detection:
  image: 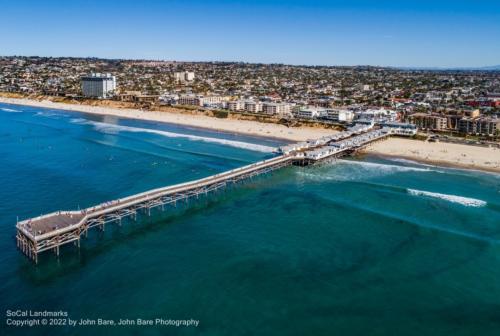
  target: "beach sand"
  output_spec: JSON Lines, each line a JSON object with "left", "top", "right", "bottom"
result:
{"left": 0, "top": 97, "right": 334, "bottom": 142}
{"left": 363, "top": 137, "right": 500, "bottom": 173}
{"left": 2, "top": 97, "right": 499, "bottom": 173}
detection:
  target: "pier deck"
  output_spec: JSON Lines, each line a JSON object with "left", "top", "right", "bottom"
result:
{"left": 16, "top": 154, "right": 295, "bottom": 262}
{"left": 16, "top": 126, "right": 415, "bottom": 263}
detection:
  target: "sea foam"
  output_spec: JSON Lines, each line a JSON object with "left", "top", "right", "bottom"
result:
{"left": 296, "top": 160, "right": 439, "bottom": 183}
{"left": 388, "top": 157, "right": 500, "bottom": 178}
{"left": 407, "top": 188, "right": 487, "bottom": 207}
{"left": 70, "top": 118, "right": 276, "bottom": 153}
{"left": 387, "top": 158, "right": 440, "bottom": 169}
{"left": 338, "top": 160, "right": 435, "bottom": 173}
{"left": 35, "top": 111, "right": 64, "bottom": 118}
{"left": 0, "top": 107, "right": 20, "bottom": 113}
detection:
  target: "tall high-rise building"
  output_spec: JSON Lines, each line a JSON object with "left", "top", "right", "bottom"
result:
{"left": 81, "top": 73, "right": 116, "bottom": 98}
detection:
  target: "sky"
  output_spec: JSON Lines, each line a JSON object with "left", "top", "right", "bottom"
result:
{"left": 1, "top": 0, "right": 499, "bottom": 67}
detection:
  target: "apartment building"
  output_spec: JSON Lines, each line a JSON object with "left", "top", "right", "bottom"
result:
{"left": 227, "top": 100, "right": 245, "bottom": 111}
{"left": 174, "top": 71, "right": 195, "bottom": 83}
{"left": 198, "top": 95, "right": 225, "bottom": 107}
{"left": 459, "top": 117, "right": 500, "bottom": 136}
{"left": 176, "top": 94, "right": 225, "bottom": 108}
{"left": 177, "top": 94, "right": 199, "bottom": 106}
{"left": 440, "top": 109, "right": 478, "bottom": 130}
{"left": 81, "top": 73, "right": 116, "bottom": 98}
{"left": 261, "top": 102, "right": 292, "bottom": 116}
{"left": 447, "top": 115, "right": 462, "bottom": 131}
{"left": 244, "top": 100, "right": 263, "bottom": 113}
{"left": 356, "top": 108, "right": 397, "bottom": 122}
{"left": 295, "top": 107, "right": 326, "bottom": 119}
{"left": 410, "top": 113, "right": 448, "bottom": 131}
{"left": 324, "top": 108, "right": 354, "bottom": 122}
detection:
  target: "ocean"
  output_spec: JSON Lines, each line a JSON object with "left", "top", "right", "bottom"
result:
{"left": 1, "top": 103, "right": 500, "bottom": 336}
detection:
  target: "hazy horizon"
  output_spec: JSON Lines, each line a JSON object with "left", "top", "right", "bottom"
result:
{"left": 2, "top": 54, "right": 499, "bottom": 70}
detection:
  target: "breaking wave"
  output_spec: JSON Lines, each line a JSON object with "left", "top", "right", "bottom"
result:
{"left": 35, "top": 111, "right": 65, "bottom": 118}
{"left": 387, "top": 158, "right": 440, "bottom": 169}
{"left": 388, "top": 157, "right": 500, "bottom": 178}
{"left": 70, "top": 118, "right": 275, "bottom": 153}
{"left": 315, "top": 191, "right": 498, "bottom": 244}
{"left": 339, "top": 160, "right": 436, "bottom": 173}
{"left": 298, "top": 159, "right": 442, "bottom": 182}
{"left": 407, "top": 189, "right": 487, "bottom": 207}
{"left": 0, "top": 107, "right": 20, "bottom": 113}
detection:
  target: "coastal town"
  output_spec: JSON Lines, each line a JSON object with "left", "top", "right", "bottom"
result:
{"left": 1, "top": 56, "right": 499, "bottom": 139}
{"left": 2, "top": 1, "right": 500, "bottom": 335}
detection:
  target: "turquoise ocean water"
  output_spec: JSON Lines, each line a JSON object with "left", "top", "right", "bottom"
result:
{"left": 1, "top": 103, "right": 500, "bottom": 336}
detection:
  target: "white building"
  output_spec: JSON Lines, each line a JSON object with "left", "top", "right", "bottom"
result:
{"left": 198, "top": 95, "right": 225, "bottom": 108}
{"left": 356, "top": 108, "right": 397, "bottom": 122}
{"left": 358, "top": 84, "right": 373, "bottom": 91}
{"left": 295, "top": 107, "right": 326, "bottom": 119}
{"left": 324, "top": 108, "right": 354, "bottom": 122}
{"left": 227, "top": 100, "right": 245, "bottom": 111}
{"left": 81, "top": 73, "right": 116, "bottom": 98}
{"left": 159, "top": 93, "right": 179, "bottom": 104}
{"left": 177, "top": 94, "right": 225, "bottom": 108}
{"left": 261, "top": 102, "right": 292, "bottom": 116}
{"left": 244, "top": 100, "right": 263, "bottom": 113}
{"left": 174, "top": 71, "right": 195, "bottom": 83}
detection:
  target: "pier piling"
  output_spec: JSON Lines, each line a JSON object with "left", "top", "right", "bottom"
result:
{"left": 16, "top": 128, "right": 410, "bottom": 263}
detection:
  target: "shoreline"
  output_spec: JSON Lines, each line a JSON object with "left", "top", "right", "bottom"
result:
{"left": 1, "top": 97, "right": 499, "bottom": 174}
{"left": 1, "top": 100, "right": 292, "bottom": 144}
{"left": 365, "top": 153, "right": 500, "bottom": 175}
{"left": 0, "top": 97, "right": 334, "bottom": 142}
{"left": 361, "top": 137, "right": 500, "bottom": 174}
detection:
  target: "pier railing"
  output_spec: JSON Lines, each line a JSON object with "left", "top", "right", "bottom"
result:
{"left": 16, "top": 126, "right": 407, "bottom": 263}
{"left": 16, "top": 154, "right": 294, "bottom": 262}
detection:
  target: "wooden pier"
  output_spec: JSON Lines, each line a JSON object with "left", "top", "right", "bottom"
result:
{"left": 16, "top": 125, "right": 416, "bottom": 263}
{"left": 16, "top": 155, "right": 295, "bottom": 263}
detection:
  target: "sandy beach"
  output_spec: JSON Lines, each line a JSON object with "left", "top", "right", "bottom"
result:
{"left": 0, "top": 97, "right": 334, "bottom": 142}
{"left": 363, "top": 137, "right": 500, "bottom": 173}
{"left": 1, "top": 96, "right": 499, "bottom": 173}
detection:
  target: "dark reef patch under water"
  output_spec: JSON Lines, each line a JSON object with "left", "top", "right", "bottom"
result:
{"left": 1, "top": 103, "right": 500, "bottom": 336}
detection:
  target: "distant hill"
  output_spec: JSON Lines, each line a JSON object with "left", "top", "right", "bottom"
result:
{"left": 397, "top": 65, "right": 500, "bottom": 71}
{"left": 478, "top": 65, "right": 500, "bottom": 70}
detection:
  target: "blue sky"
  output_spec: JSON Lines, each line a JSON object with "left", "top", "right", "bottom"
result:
{"left": 1, "top": 0, "right": 499, "bottom": 67}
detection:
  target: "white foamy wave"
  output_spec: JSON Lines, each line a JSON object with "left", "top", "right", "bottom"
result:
{"left": 70, "top": 119, "right": 275, "bottom": 153}
{"left": 389, "top": 157, "right": 500, "bottom": 178}
{"left": 338, "top": 160, "right": 438, "bottom": 173}
{"left": 296, "top": 160, "right": 438, "bottom": 182}
{"left": 407, "top": 189, "right": 487, "bottom": 207}
{"left": 35, "top": 111, "right": 63, "bottom": 118}
{"left": 388, "top": 158, "right": 440, "bottom": 169}
{"left": 71, "top": 118, "right": 87, "bottom": 123}
{"left": 0, "top": 107, "right": 20, "bottom": 113}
